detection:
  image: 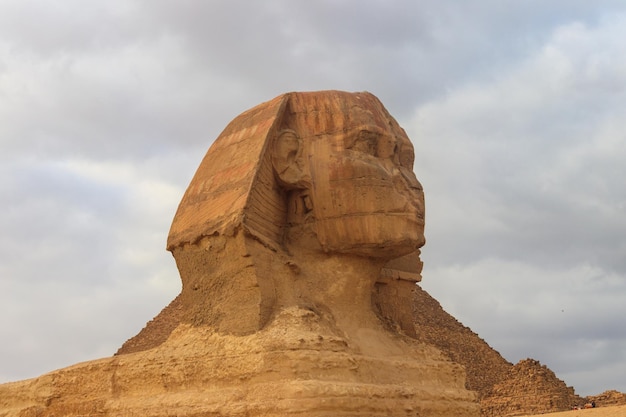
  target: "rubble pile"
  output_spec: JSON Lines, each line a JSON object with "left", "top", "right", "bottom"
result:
{"left": 480, "top": 358, "right": 584, "bottom": 416}
{"left": 586, "top": 390, "right": 626, "bottom": 407}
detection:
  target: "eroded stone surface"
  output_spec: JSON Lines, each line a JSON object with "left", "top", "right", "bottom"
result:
{"left": 0, "top": 91, "right": 479, "bottom": 417}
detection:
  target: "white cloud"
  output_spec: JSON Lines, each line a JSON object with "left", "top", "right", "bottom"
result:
{"left": 0, "top": 157, "right": 181, "bottom": 381}
{"left": 410, "top": 12, "right": 626, "bottom": 266}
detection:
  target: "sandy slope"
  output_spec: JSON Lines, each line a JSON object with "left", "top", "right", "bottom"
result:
{"left": 519, "top": 404, "right": 626, "bottom": 417}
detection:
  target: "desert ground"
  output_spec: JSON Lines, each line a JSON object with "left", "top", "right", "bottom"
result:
{"left": 519, "top": 404, "right": 626, "bottom": 417}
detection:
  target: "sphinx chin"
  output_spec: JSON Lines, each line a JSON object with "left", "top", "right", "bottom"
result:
{"left": 346, "top": 240, "right": 423, "bottom": 259}
{"left": 311, "top": 212, "right": 425, "bottom": 259}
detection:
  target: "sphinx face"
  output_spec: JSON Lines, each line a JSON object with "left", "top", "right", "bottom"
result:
{"left": 289, "top": 121, "right": 425, "bottom": 258}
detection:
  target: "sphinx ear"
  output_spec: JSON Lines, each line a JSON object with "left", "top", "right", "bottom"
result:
{"left": 272, "top": 129, "right": 310, "bottom": 189}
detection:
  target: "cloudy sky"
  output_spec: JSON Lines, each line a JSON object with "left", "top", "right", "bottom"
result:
{"left": 1, "top": 0, "right": 625, "bottom": 397}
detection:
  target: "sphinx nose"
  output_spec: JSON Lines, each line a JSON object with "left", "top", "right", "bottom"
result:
{"left": 389, "top": 164, "right": 422, "bottom": 191}
{"left": 378, "top": 159, "right": 423, "bottom": 193}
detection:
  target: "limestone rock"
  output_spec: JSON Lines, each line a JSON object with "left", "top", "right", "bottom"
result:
{"left": 0, "top": 91, "right": 479, "bottom": 416}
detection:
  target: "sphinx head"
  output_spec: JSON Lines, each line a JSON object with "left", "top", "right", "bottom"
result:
{"left": 167, "top": 90, "right": 424, "bottom": 260}
{"left": 164, "top": 91, "right": 424, "bottom": 334}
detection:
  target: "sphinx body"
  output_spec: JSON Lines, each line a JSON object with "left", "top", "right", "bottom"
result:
{"left": 0, "top": 91, "right": 479, "bottom": 417}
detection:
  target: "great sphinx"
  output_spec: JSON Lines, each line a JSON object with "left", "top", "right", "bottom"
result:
{"left": 0, "top": 91, "right": 479, "bottom": 417}
{"left": 119, "top": 90, "right": 427, "bottom": 348}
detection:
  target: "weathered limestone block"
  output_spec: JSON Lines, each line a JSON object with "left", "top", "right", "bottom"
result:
{"left": 0, "top": 91, "right": 479, "bottom": 417}
{"left": 1, "top": 305, "right": 478, "bottom": 417}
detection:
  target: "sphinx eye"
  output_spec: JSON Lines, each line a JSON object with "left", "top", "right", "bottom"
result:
{"left": 376, "top": 135, "right": 397, "bottom": 159}
{"left": 350, "top": 130, "right": 378, "bottom": 156}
